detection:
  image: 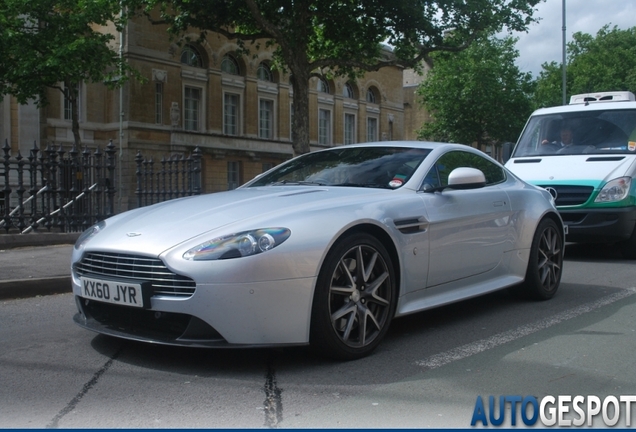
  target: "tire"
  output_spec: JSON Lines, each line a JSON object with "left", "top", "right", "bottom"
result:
{"left": 310, "top": 233, "right": 397, "bottom": 360}
{"left": 619, "top": 225, "right": 636, "bottom": 259}
{"left": 517, "top": 218, "right": 564, "bottom": 300}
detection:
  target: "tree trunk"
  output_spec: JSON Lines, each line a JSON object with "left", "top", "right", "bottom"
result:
{"left": 290, "top": 70, "right": 311, "bottom": 156}
{"left": 64, "top": 79, "right": 82, "bottom": 147}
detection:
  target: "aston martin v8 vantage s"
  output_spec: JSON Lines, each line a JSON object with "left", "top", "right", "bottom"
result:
{"left": 72, "top": 141, "right": 564, "bottom": 360}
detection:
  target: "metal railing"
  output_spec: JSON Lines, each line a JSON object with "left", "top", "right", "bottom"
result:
{"left": 1, "top": 140, "right": 204, "bottom": 234}
{"left": 1, "top": 140, "right": 117, "bottom": 234}
{"left": 134, "top": 146, "right": 202, "bottom": 208}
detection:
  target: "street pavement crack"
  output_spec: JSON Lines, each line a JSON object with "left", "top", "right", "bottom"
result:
{"left": 263, "top": 356, "right": 283, "bottom": 428}
{"left": 46, "top": 346, "right": 123, "bottom": 429}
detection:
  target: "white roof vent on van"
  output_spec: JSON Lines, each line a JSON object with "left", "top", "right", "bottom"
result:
{"left": 569, "top": 91, "right": 636, "bottom": 104}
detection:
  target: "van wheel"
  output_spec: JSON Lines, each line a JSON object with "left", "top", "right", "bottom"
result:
{"left": 514, "top": 218, "right": 563, "bottom": 300}
{"left": 619, "top": 226, "right": 636, "bottom": 259}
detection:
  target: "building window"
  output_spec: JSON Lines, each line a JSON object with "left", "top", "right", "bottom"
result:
{"left": 366, "top": 88, "right": 377, "bottom": 104}
{"left": 228, "top": 161, "right": 241, "bottom": 190}
{"left": 319, "top": 109, "right": 331, "bottom": 145}
{"left": 367, "top": 117, "right": 378, "bottom": 142}
{"left": 63, "top": 82, "right": 80, "bottom": 121}
{"left": 224, "top": 93, "right": 240, "bottom": 135}
{"left": 344, "top": 113, "right": 356, "bottom": 145}
{"left": 181, "top": 45, "right": 203, "bottom": 68}
{"left": 317, "top": 78, "right": 330, "bottom": 94}
{"left": 343, "top": 83, "right": 355, "bottom": 99}
{"left": 155, "top": 82, "right": 163, "bottom": 125}
{"left": 259, "top": 99, "right": 274, "bottom": 139}
{"left": 184, "top": 86, "right": 201, "bottom": 131}
{"left": 221, "top": 55, "right": 240, "bottom": 75}
{"left": 257, "top": 63, "right": 273, "bottom": 82}
{"left": 262, "top": 162, "right": 274, "bottom": 172}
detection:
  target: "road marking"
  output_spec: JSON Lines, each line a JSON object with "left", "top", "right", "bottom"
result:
{"left": 415, "top": 288, "right": 636, "bottom": 369}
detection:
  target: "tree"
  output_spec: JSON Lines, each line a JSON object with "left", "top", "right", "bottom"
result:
{"left": 533, "top": 25, "right": 636, "bottom": 108}
{"left": 416, "top": 36, "right": 534, "bottom": 151}
{"left": 135, "top": 0, "right": 541, "bottom": 155}
{"left": 532, "top": 61, "right": 563, "bottom": 109}
{"left": 0, "top": 0, "right": 139, "bottom": 146}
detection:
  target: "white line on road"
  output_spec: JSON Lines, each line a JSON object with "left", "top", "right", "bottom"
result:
{"left": 415, "top": 288, "right": 636, "bottom": 369}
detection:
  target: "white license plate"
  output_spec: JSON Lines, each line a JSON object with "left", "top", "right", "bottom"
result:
{"left": 80, "top": 277, "right": 144, "bottom": 308}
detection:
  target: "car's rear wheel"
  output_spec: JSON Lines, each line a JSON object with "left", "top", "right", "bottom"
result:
{"left": 310, "top": 233, "right": 396, "bottom": 360}
{"left": 517, "top": 218, "right": 563, "bottom": 300}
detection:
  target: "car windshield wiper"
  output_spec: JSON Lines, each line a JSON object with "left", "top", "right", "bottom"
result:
{"left": 331, "top": 182, "right": 393, "bottom": 189}
{"left": 267, "top": 180, "right": 327, "bottom": 186}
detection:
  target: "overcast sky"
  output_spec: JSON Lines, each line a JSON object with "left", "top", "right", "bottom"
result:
{"left": 512, "top": 0, "right": 636, "bottom": 76}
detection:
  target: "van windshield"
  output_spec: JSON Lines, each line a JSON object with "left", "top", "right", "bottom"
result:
{"left": 512, "top": 108, "right": 636, "bottom": 157}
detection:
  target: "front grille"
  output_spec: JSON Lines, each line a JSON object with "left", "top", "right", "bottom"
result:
{"left": 538, "top": 185, "right": 594, "bottom": 206}
{"left": 74, "top": 252, "right": 196, "bottom": 298}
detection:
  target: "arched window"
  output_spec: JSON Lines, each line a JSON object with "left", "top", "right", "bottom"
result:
{"left": 317, "top": 78, "right": 330, "bottom": 94}
{"left": 221, "top": 54, "right": 240, "bottom": 75}
{"left": 343, "top": 83, "right": 355, "bottom": 99}
{"left": 257, "top": 63, "right": 273, "bottom": 82}
{"left": 366, "top": 87, "right": 377, "bottom": 104}
{"left": 180, "top": 45, "right": 203, "bottom": 68}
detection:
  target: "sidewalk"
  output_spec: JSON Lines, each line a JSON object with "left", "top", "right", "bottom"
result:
{"left": 0, "top": 233, "right": 79, "bottom": 300}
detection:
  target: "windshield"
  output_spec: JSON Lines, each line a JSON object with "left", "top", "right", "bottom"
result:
{"left": 512, "top": 108, "right": 636, "bottom": 157}
{"left": 247, "top": 146, "right": 431, "bottom": 189}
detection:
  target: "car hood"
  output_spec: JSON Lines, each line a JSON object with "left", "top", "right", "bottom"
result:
{"left": 82, "top": 186, "right": 392, "bottom": 254}
{"left": 505, "top": 155, "right": 636, "bottom": 187}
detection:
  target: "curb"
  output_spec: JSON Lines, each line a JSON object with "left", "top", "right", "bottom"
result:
{"left": 0, "top": 276, "right": 72, "bottom": 300}
{"left": 0, "top": 233, "right": 80, "bottom": 249}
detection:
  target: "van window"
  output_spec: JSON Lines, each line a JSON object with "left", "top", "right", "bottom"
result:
{"left": 512, "top": 109, "right": 636, "bottom": 157}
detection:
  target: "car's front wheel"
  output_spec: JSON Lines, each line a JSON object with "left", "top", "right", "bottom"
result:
{"left": 310, "top": 233, "right": 396, "bottom": 360}
{"left": 619, "top": 225, "right": 636, "bottom": 259}
{"left": 517, "top": 218, "right": 564, "bottom": 300}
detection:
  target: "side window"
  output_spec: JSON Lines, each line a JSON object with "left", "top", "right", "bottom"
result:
{"left": 422, "top": 150, "right": 505, "bottom": 190}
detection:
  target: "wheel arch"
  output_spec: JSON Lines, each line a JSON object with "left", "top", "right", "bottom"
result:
{"left": 542, "top": 210, "right": 566, "bottom": 237}
{"left": 334, "top": 223, "right": 402, "bottom": 296}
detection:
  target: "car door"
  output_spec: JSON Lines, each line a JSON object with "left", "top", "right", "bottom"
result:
{"left": 421, "top": 150, "right": 513, "bottom": 288}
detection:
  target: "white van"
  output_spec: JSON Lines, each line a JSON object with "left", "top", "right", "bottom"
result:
{"left": 504, "top": 91, "right": 636, "bottom": 258}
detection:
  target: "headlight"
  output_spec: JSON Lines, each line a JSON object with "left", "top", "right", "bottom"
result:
{"left": 74, "top": 220, "right": 106, "bottom": 250}
{"left": 595, "top": 177, "right": 631, "bottom": 203}
{"left": 183, "top": 228, "right": 291, "bottom": 261}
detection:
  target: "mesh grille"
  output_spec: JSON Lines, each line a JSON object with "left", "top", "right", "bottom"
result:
{"left": 74, "top": 252, "right": 195, "bottom": 298}
{"left": 539, "top": 185, "right": 594, "bottom": 206}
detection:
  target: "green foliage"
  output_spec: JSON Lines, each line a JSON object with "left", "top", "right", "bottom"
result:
{"left": 132, "top": 0, "right": 541, "bottom": 155}
{"left": 532, "top": 61, "right": 563, "bottom": 109}
{"left": 416, "top": 36, "right": 534, "bottom": 148}
{"left": 533, "top": 25, "right": 636, "bottom": 108}
{"left": 0, "top": 0, "right": 139, "bottom": 107}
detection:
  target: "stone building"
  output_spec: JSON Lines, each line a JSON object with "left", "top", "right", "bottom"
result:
{"left": 0, "top": 15, "right": 406, "bottom": 212}
{"left": 402, "top": 65, "right": 432, "bottom": 141}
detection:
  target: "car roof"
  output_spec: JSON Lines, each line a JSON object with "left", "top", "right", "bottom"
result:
{"left": 530, "top": 101, "right": 636, "bottom": 116}
{"left": 320, "top": 140, "right": 471, "bottom": 151}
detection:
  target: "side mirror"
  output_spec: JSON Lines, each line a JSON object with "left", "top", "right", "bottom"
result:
{"left": 448, "top": 167, "right": 486, "bottom": 190}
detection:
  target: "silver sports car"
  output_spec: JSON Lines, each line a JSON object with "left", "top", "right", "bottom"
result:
{"left": 72, "top": 141, "right": 564, "bottom": 360}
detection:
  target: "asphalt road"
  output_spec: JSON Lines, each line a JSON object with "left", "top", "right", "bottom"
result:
{"left": 1, "top": 243, "right": 635, "bottom": 428}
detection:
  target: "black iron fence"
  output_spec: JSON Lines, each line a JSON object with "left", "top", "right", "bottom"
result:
{"left": 1, "top": 140, "right": 117, "bottom": 234}
{"left": 1, "top": 140, "right": 203, "bottom": 234}
{"left": 134, "top": 146, "right": 202, "bottom": 208}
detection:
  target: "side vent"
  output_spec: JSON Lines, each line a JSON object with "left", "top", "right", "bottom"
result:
{"left": 394, "top": 217, "right": 428, "bottom": 234}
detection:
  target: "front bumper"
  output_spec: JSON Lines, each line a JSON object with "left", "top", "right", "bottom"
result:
{"left": 559, "top": 206, "right": 636, "bottom": 243}
{"left": 72, "top": 273, "right": 316, "bottom": 347}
